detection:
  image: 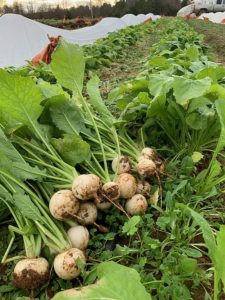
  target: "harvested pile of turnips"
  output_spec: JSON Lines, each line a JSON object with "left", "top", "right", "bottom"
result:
{"left": 0, "top": 37, "right": 164, "bottom": 292}
{"left": 48, "top": 147, "right": 164, "bottom": 281}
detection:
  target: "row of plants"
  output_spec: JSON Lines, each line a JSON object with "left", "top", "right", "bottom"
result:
{"left": 1, "top": 17, "right": 225, "bottom": 300}
{"left": 109, "top": 17, "right": 225, "bottom": 299}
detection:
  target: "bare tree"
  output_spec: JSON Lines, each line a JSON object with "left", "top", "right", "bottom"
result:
{"left": 26, "top": 1, "right": 35, "bottom": 14}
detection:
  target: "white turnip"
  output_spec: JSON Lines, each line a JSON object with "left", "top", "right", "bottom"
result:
{"left": 77, "top": 202, "right": 98, "bottom": 225}
{"left": 13, "top": 257, "right": 49, "bottom": 290}
{"left": 72, "top": 174, "right": 101, "bottom": 201}
{"left": 125, "top": 194, "right": 148, "bottom": 215}
{"left": 95, "top": 181, "right": 120, "bottom": 210}
{"left": 94, "top": 197, "right": 112, "bottom": 210}
{"left": 137, "top": 158, "right": 156, "bottom": 177}
{"left": 137, "top": 181, "right": 151, "bottom": 198}
{"left": 49, "top": 190, "right": 79, "bottom": 220}
{"left": 155, "top": 159, "right": 165, "bottom": 174}
{"left": 102, "top": 182, "right": 120, "bottom": 202}
{"left": 54, "top": 248, "right": 85, "bottom": 280}
{"left": 112, "top": 156, "right": 131, "bottom": 174}
{"left": 67, "top": 226, "right": 89, "bottom": 250}
{"left": 116, "top": 173, "right": 137, "bottom": 199}
{"left": 140, "top": 147, "right": 157, "bottom": 160}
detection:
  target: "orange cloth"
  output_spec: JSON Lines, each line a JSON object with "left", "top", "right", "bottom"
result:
{"left": 144, "top": 17, "right": 153, "bottom": 23}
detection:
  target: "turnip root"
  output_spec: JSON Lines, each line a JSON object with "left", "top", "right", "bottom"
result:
{"left": 77, "top": 202, "right": 98, "bottom": 225}
{"left": 13, "top": 257, "right": 49, "bottom": 290}
{"left": 67, "top": 226, "right": 89, "bottom": 250}
{"left": 140, "top": 147, "right": 157, "bottom": 160}
{"left": 112, "top": 156, "right": 131, "bottom": 174}
{"left": 137, "top": 158, "right": 156, "bottom": 177}
{"left": 95, "top": 182, "right": 120, "bottom": 210}
{"left": 137, "top": 181, "right": 151, "bottom": 198}
{"left": 125, "top": 194, "right": 148, "bottom": 215}
{"left": 49, "top": 190, "right": 79, "bottom": 220}
{"left": 116, "top": 173, "right": 137, "bottom": 199}
{"left": 155, "top": 159, "right": 165, "bottom": 174}
{"left": 102, "top": 182, "right": 120, "bottom": 202}
{"left": 54, "top": 248, "right": 85, "bottom": 280}
{"left": 72, "top": 174, "right": 101, "bottom": 201}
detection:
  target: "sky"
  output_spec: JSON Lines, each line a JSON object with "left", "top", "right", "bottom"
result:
{"left": 4, "top": 0, "right": 114, "bottom": 7}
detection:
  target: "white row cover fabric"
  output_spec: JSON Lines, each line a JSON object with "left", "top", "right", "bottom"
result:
{"left": 177, "top": 5, "right": 195, "bottom": 17}
{"left": 198, "top": 12, "right": 225, "bottom": 22}
{"left": 0, "top": 13, "right": 160, "bottom": 68}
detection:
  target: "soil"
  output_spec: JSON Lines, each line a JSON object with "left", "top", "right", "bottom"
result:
{"left": 188, "top": 19, "right": 225, "bottom": 65}
{"left": 98, "top": 31, "right": 159, "bottom": 98}
{"left": 13, "top": 268, "right": 50, "bottom": 290}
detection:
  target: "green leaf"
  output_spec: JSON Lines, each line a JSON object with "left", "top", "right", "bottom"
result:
{"left": 148, "top": 74, "right": 174, "bottom": 98}
{"left": 191, "top": 152, "right": 204, "bottom": 163}
{"left": 215, "top": 226, "right": 225, "bottom": 292}
{"left": 186, "top": 46, "right": 199, "bottom": 61}
{"left": 186, "top": 112, "right": 207, "bottom": 130}
{"left": 13, "top": 193, "right": 43, "bottom": 223}
{"left": 147, "top": 95, "right": 166, "bottom": 118}
{"left": 38, "top": 81, "right": 70, "bottom": 100}
{"left": 122, "top": 216, "right": 141, "bottom": 236}
{"left": 179, "top": 257, "right": 197, "bottom": 273}
{"left": 51, "top": 39, "right": 85, "bottom": 95}
{"left": 52, "top": 134, "right": 90, "bottom": 166}
{"left": 47, "top": 96, "right": 86, "bottom": 135}
{"left": 173, "top": 77, "right": 211, "bottom": 106}
{"left": 0, "top": 69, "right": 43, "bottom": 128}
{"left": 177, "top": 204, "right": 216, "bottom": 262}
{"left": 87, "top": 75, "right": 113, "bottom": 124}
{"left": 0, "top": 128, "right": 46, "bottom": 181}
{"left": 148, "top": 56, "right": 168, "bottom": 68}
{"left": 197, "top": 65, "right": 225, "bottom": 83}
{"left": 188, "top": 97, "right": 212, "bottom": 114}
{"left": 53, "top": 261, "right": 152, "bottom": 300}
{"left": 215, "top": 99, "right": 225, "bottom": 154}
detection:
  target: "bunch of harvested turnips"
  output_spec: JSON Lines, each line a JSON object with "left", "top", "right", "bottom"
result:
{"left": 13, "top": 148, "right": 164, "bottom": 288}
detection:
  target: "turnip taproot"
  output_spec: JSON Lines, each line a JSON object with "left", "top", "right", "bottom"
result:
{"left": 112, "top": 156, "right": 131, "bottom": 174}
{"left": 49, "top": 190, "right": 79, "bottom": 220}
{"left": 116, "top": 173, "right": 137, "bottom": 199}
{"left": 13, "top": 257, "right": 49, "bottom": 290}
{"left": 54, "top": 248, "right": 85, "bottom": 280}
{"left": 72, "top": 174, "right": 101, "bottom": 201}
{"left": 67, "top": 226, "right": 89, "bottom": 250}
{"left": 137, "top": 158, "right": 156, "bottom": 177}
{"left": 77, "top": 202, "right": 98, "bottom": 225}
{"left": 125, "top": 194, "right": 148, "bottom": 215}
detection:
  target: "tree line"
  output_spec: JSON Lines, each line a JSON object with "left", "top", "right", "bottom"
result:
{"left": 0, "top": 0, "right": 182, "bottom": 19}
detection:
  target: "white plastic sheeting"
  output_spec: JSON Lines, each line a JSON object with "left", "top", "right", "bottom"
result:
{"left": 198, "top": 12, "right": 225, "bottom": 23}
{"left": 177, "top": 5, "right": 195, "bottom": 17}
{"left": 0, "top": 13, "right": 160, "bottom": 68}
